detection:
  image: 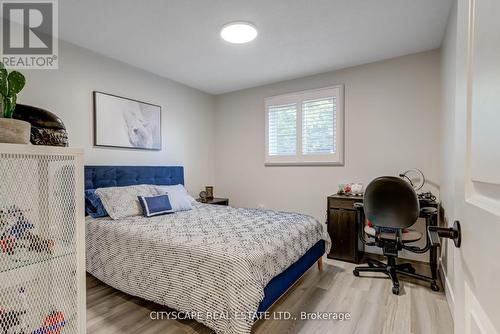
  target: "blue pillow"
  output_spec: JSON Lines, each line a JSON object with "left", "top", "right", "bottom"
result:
{"left": 85, "top": 189, "right": 109, "bottom": 218}
{"left": 138, "top": 194, "right": 173, "bottom": 217}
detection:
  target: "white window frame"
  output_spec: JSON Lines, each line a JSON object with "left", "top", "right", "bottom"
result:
{"left": 265, "top": 85, "right": 344, "bottom": 166}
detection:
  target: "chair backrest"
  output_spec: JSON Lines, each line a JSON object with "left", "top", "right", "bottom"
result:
{"left": 364, "top": 176, "right": 420, "bottom": 229}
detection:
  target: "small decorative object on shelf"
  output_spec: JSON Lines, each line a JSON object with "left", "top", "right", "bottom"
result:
{"left": 205, "top": 186, "right": 214, "bottom": 199}
{"left": 14, "top": 104, "right": 69, "bottom": 147}
{"left": 0, "top": 62, "right": 28, "bottom": 144}
{"left": 0, "top": 144, "right": 85, "bottom": 333}
{"left": 351, "top": 183, "right": 363, "bottom": 195}
{"left": 418, "top": 191, "right": 437, "bottom": 203}
{"left": 337, "top": 183, "right": 363, "bottom": 196}
{"left": 198, "top": 191, "right": 208, "bottom": 202}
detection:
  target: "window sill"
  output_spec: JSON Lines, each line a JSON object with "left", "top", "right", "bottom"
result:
{"left": 264, "top": 161, "right": 344, "bottom": 167}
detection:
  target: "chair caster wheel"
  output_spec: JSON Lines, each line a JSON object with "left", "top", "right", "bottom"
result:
{"left": 431, "top": 282, "right": 439, "bottom": 292}
{"left": 392, "top": 286, "right": 400, "bottom": 295}
{"left": 353, "top": 270, "right": 359, "bottom": 277}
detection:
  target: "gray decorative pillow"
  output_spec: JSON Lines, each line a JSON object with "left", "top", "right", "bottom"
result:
{"left": 153, "top": 184, "right": 197, "bottom": 204}
{"left": 95, "top": 184, "right": 157, "bottom": 219}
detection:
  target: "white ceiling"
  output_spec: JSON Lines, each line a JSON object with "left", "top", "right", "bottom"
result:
{"left": 59, "top": 0, "right": 452, "bottom": 95}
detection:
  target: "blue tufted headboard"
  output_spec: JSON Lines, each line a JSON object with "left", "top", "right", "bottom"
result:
{"left": 84, "top": 165, "right": 184, "bottom": 190}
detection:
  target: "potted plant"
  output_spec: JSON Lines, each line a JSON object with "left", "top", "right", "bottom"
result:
{"left": 0, "top": 62, "right": 28, "bottom": 144}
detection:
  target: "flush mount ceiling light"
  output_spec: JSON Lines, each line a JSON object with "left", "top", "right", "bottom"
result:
{"left": 220, "top": 21, "right": 258, "bottom": 44}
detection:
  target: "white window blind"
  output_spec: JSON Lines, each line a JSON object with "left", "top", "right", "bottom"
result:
{"left": 302, "top": 97, "right": 336, "bottom": 155}
{"left": 268, "top": 103, "right": 297, "bottom": 156}
{"left": 265, "top": 85, "right": 344, "bottom": 165}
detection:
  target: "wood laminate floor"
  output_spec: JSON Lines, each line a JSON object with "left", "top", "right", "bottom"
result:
{"left": 86, "top": 257, "right": 453, "bottom": 334}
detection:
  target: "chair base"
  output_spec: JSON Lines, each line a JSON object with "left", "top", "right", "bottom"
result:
{"left": 353, "top": 257, "right": 439, "bottom": 295}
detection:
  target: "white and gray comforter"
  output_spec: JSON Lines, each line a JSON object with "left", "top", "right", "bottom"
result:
{"left": 86, "top": 203, "right": 331, "bottom": 334}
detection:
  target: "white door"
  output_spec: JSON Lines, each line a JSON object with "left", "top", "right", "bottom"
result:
{"left": 449, "top": 0, "right": 500, "bottom": 333}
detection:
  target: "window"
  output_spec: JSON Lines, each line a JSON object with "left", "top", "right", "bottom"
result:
{"left": 268, "top": 103, "right": 297, "bottom": 156}
{"left": 265, "top": 85, "right": 344, "bottom": 165}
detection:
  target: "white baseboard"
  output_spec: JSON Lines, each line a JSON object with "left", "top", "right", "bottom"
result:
{"left": 439, "top": 259, "right": 455, "bottom": 320}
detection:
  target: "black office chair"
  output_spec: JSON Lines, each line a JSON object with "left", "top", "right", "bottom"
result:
{"left": 353, "top": 176, "right": 438, "bottom": 295}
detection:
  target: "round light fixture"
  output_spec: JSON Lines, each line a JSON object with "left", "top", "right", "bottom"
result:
{"left": 220, "top": 21, "right": 258, "bottom": 44}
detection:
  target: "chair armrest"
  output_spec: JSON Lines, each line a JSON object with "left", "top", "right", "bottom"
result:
{"left": 427, "top": 227, "right": 442, "bottom": 247}
{"left": 354, "top": 203, "right": 376, "bottom": 246}
{"left": 354, "top": 202, "right": 364, "bottom": 210}
{"left": 402, "top": 208, "right": 436, "bottom": 254}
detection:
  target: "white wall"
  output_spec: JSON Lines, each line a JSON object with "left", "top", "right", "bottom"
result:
{"left": 214, "top": 50, "right": 441, "bottom": 224}
{"left": 18, "top": 40, "right": 215, "bottom": 195}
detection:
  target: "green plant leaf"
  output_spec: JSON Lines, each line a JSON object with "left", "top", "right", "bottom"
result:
{"left": 0, "top": 69, "right": 7, "bottom": 97}
{"left": 3, "top": 96, "right": 13, "bottom": 118}
{"left": 5, "top": 95, "right": 16, "bottom": 118}
{"left": 10, "top": 95, "right": 16, "bottom": 117}
{"left": 7, "top": 71, "right": 25, "bottom": 95}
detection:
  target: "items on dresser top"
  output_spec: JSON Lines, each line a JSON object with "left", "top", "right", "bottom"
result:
{"left": 205, "top": 186, "right": 214, "bottom": 199}
{"left": 337, "top": 183, "right": 364, "bottom": 196}
{"left": 199, "top": 186, "right": 215, "bottom": 201}
{"left": 399, "top": 168, "right": 437, "bottom": 202}
{"left": 198, "top": 190, "right": 208, "bottom": 201}
{"left": 418, "top": 191, "right": 437, "bottom": 202}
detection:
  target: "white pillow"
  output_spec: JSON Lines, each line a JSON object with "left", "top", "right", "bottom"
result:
{"left": 153, "top": 184, "right": 194, "bottom": 211}
{"left": 95, "top": 184, "right": 157, "bottom": 219}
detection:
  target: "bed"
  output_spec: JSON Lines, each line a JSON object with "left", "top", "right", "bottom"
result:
{"left": 84, "top": 166, "right": 331, "bottom": 334}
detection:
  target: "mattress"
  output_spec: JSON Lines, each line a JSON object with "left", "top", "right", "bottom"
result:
{"left": 86, "top": 203, "right": 331, "bottom": 334}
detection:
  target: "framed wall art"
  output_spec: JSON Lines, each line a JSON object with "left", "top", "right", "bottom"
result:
{"left": 93, "top": 91, "right": 161, "bottom": 150}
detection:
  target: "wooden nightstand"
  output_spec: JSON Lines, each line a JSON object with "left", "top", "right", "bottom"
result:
{"left": 327, "top": 194, "right": 364, "bottom": 263}
{"left": 196, "top": 197, "right": 229, "bottom": 206}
